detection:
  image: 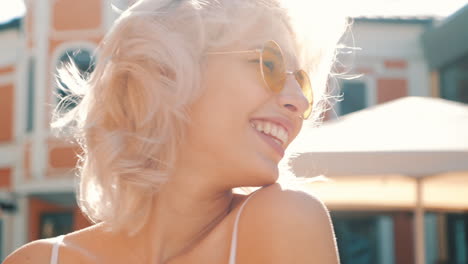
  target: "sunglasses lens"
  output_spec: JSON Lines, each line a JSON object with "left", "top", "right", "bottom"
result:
{"left": 260, "top": 40, "right": 313, "bottom": 119}
{"left": 261, "top": 40, "right": 286, "bottom": 93}
{"left": 295, "top": 70, "right": 313, "bottom": 119}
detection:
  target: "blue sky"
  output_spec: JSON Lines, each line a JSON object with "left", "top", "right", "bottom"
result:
{"left": 0, "top": 0, "right": 467, "bottom": 24}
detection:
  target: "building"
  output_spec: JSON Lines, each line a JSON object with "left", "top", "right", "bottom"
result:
{"left": 319, "top": 9, "right": 468, "bottom": 264}
{"left": 327, "top": 16, "right": 434, "bottom": 119}
{"left": 0, "top": 0, "right": 131, "bottom": 259}
{"left": 0, "top": 16, "right": 22, "bottom": 261}
{"left": 422, "top": 5, "right": 468, "bottom": 105}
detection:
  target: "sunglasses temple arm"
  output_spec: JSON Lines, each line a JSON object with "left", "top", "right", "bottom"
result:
{"left": 205, "top": 49, "right": 260, "bottom": 55}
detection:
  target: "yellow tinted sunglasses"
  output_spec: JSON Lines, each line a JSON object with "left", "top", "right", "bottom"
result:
{"left": 206, "top": 40, "right": 313, "bottom": 119}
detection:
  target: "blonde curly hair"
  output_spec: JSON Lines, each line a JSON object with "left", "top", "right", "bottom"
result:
{"left": 51, "top": 0, "right": 348, "bottom": 234}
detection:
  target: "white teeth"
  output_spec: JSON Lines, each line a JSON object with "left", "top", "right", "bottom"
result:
{"left": 278, "top": 129, "right": 287, "bottom": 142}
{"left": 250, "top": 120, "right": 289, "bottom": 146}
{"left": 258, "top": 122, "right": 264, "bottom": 132}
{"left": 271, "top": 126, "right": 278, "bottom": 138}
{"left": 264, "top": 122, "right": 271, "bottom": 135}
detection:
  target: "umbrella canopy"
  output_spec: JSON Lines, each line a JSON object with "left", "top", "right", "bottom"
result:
{"left": 288, "top": 96, "right": 468, "bottom": 208}
{"left": 290, "top": 96, "right": 468, "bottom": 154}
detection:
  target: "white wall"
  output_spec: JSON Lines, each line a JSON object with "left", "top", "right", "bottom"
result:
{"left": 333, "top": 20, "right": 432, "bottom": 119}
{"left": 349, "top": 21, "right": 430, "bottom": 97}
{"left": 0, "top": 29, "right": 21, "bottom": 67}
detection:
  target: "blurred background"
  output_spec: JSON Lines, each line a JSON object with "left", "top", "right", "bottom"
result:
{"left": 0, "top": 0, "right": 467, "bottom": 263}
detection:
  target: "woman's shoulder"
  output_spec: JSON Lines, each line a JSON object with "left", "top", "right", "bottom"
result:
{"left": 3, "top": 236, "right": 57, "bottom": 264}
{"left": 235, "top": 183, "right": 339, "bottom": 263}
{"left": 245, "top": 182, "right": 330, "bottom": 217}
{"left": 4, "top": 224, "right": 107, "bottom": 264}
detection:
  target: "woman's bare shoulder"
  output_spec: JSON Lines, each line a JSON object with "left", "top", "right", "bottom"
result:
{"left": 3, "top": 238, "right": 55, "bottom": 264}
{"left": 4, "top": 224, "right": 107, "bottom": 264}
{"left": 236, "top": 183, "right": 339, "bottom": 263}
{"left": 245, "top": 182, "right": 331, "bottom": 217}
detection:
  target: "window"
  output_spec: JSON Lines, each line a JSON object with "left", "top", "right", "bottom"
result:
{"left": 447, "top": 213, "right": 468, "bottom": 264}
{"left": 339, "top": 81, "right": 367, "bottom": 116}
{"left": 425, "top": 213, "right": 439, "bottom": 264}
{"left": 56, "top": 48, "right": 94, "bottom": 111}
{"left": 39, "top": 211, "right": 73, "bottom": 239}
{"left": 440, "top": 54, "right": 468, "bottom": 104}
{"left": 26, "top": 58, "right": 35, "bottom": 132}
{"left": 331, "top": 212, "right": 395, "bottom": 264}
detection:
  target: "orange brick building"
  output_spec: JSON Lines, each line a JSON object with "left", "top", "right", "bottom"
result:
{"left": 0, "top": 0, "right": 136, "bottom": 258}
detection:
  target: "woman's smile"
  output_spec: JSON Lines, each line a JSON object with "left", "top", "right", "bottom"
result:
{"left": 250, "top": 118, "right": 292, "bottom": 158}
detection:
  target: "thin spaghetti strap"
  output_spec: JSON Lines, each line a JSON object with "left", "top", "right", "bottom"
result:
{"left": 228, "top": 189, "right": 260, "bottom": 264}
{"left": 50, "top": 235, "right": 65, "bottom": 264}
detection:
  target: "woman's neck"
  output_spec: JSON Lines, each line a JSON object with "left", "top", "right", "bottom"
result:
{"left": 133, "top": 172, "right": 235, "bottom": 263}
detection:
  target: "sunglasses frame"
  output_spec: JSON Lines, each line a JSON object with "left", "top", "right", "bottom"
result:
{"left": 205, "top": 40, "right": 313, "bottom": 120}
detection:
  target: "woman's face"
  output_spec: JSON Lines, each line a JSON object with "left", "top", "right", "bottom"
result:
{"left": 184, "top": 18, "right": 310, "bottom": 188}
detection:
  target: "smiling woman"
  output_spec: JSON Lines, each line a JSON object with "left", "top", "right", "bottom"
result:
{"left": 5, "top": 0, "right": 347, "bottom": 263}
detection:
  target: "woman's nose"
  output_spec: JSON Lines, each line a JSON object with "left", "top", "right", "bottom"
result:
{"left": 277, "top": 75, "right": 310, "bottom": 117}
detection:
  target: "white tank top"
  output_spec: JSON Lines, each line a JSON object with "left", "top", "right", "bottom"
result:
{"left": 50, "top": 235, "right": 64, "bottom": 264}
{"left": 50, "top": 191, "right": 258, "bottom": 264}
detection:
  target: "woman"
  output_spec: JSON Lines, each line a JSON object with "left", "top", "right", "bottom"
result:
{"left": 6, "top": 0, "right": 347, "bottom": 263}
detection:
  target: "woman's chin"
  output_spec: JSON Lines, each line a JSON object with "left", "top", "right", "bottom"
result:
{"left": 248, "top": 161, "right": 280, "bottom": 186}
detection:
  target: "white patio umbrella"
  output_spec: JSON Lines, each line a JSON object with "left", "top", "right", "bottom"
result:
{"left": 288, "top": 96, "right": 468, "bottom": 264}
